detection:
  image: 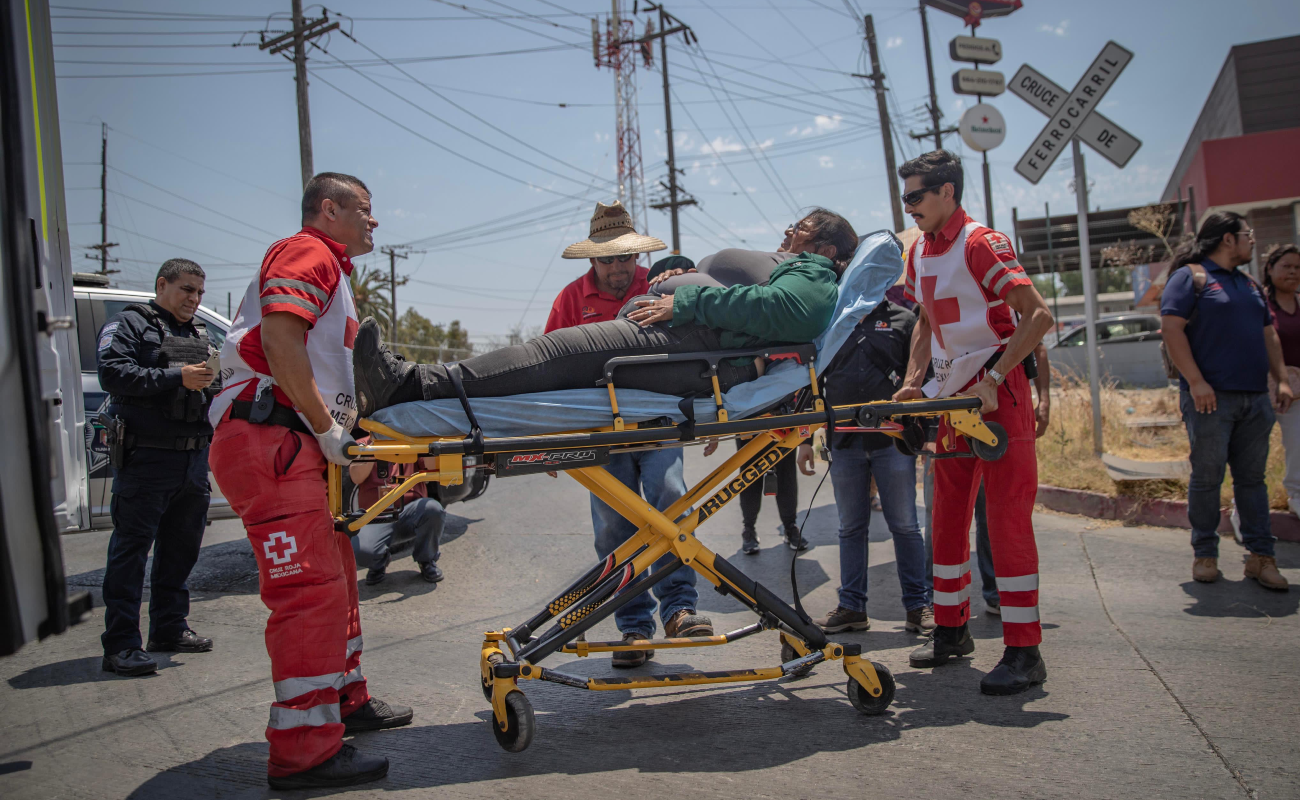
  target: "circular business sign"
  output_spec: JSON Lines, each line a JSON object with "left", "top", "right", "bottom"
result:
{"left": 959, "top": 103, "right": 1006, "bottom": 152}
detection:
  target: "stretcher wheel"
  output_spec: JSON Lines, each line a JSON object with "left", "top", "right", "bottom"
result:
{"left": 780, "top": 641, "right": 814, "bottom": 679}
{"left": 846, "top": 663, "right": 895, "bottom": 715}
{"left": 893, "top": 418, "right": 926, "bottom": 457}
{"left": 491, "top": 690, "right": 535, "bottom": 753}
{"left": 968, "top": 421, "right": 1008, "bottom": 462}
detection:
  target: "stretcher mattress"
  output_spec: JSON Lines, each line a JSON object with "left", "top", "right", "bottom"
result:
{"left": 369, "top": 230, "right": 904, "bottom": 439}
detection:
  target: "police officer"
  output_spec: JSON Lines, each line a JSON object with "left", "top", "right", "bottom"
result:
{"left": 98, "top": 258, "right": 218, "bottom": 677}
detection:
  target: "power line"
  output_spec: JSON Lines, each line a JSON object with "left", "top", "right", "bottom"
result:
{"left": 107, "top": 165, "right": 280, "bottom": 237}
{"left": 107, "top": 188, "right": 268, "bottom": 244}
{"left": 106, "top": 124, "right": 297, "bottom": 202}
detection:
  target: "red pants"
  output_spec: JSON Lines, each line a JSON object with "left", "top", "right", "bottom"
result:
{"left": 210, "top": 416, "right": 370, "bottom": 777}
{"left": 932, "top": 367, "right": 1041, "bottom": 647}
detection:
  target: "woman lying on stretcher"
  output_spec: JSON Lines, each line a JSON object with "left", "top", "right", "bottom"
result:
{"left": 352, "top": 204, "right": 858, "bottom": 417}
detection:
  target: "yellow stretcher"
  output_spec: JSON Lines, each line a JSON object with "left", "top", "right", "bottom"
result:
{"left": 329, "top": 344, "right": 1007, "bottom": 752}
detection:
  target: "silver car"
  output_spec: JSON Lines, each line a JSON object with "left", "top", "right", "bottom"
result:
{"left": 1048, "top": 313, "right": 1168, "bottom": 388}
{"left": 74, "top": 277, "right": 487, "bottom": 529}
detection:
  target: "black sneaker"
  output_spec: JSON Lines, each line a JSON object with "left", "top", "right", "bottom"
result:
{"left": 908, "top": 623, "right": 975, "bottom": 668}
{"left": 101, "top": 648, "right": 158, "bottom": 677}
{"left": 419, "top": 561, "right": 444, "bottom": 583}
{"left": 979, "top": 645, "right": 1047, "bottom": 696}
{"left": 611, "top": 632, "right": 654, "bottom": 668}
{"left": 783, "top": 524, "right": 809, "bottom": 552}
{"left": 353, "top": 316, "right": 414, "bottom": 417}
{"left": 813, "top": 607, "right": 870, "bottom": 633}
{"left": 365, "top": 551, "right": 391, "bottom": 585}
{"left": 267, "top": 743, "right": 388, "bottom": 790}
{"left": 146, "top": 629, "right": 213, "bottom": 653}
{"left": 343, "top": 696, "right": 414, "bottom": 733}
{"left": 741, "top": 526, "right": 760, "bottom": 555}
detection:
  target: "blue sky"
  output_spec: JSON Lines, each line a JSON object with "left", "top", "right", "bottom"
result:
{"left": 53, "top": 0, "right": 1300, "bottom": 343}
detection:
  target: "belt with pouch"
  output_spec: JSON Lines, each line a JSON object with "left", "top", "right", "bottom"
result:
{"left": 228, "top": 399, "right": 312, "bottom": 435}
{"left": 124, "top": 433, "right": 211, "bottom": 451}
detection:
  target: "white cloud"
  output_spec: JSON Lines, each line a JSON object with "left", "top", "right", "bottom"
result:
{"left": 885, "top": 36, "right": 903, "bottom": 49}
{"left": 1038, "top": 19, "right": 1069, "bottom": 36}
{"left": 708, "top": 176, "right": 720, "bottom": 186}
{"left": 818, "top": 155, "right": 835, "bottom": 169}
{"left": 391, "top": 208, "right": 410, "bottom": 219}
{"left": 796, "top": 114, "right": 844, "bottom": 137}
{"left": 702, "top": 136, "right": 746, "bottom": 154}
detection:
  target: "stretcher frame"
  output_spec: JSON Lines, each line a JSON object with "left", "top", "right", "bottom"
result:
{"left": 330, "top": 345, "right": 1005, "bottom": 752}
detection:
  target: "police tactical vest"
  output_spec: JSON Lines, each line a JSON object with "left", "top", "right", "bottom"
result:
{"left": 114, "top": 303, "right": 216, "bottom": 423}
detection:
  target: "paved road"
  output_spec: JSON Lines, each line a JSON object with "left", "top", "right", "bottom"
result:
{"left": 2, "top": 449, "right": 1297, "bottom": 799}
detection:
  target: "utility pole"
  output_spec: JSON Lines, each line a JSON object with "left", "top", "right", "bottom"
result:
{"left": 258, "top": 4, "right": 338, "bottom": 188}
{"left": 859, "top": 15, "right": 904, "bottom": 232}
{"left": 640, "top": 4, "right": 696, "bottom": 254}
{"left": 919, "top": 1, "right": 943, "bottom": 151}
{"left": 86, "top": 122, "right": 118, "bottom": 275}
{"left": 381, "top": 246, "right": 409, "bottom": 340}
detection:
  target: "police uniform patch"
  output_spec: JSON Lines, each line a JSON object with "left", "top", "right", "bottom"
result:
{"left": 97, "top": 321, "right": 119, "bottom": 351}
{"left": 984, "top": 233, "right": 1012, "bottom": 254}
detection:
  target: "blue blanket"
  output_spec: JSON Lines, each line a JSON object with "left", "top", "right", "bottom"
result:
{"left": 370, "top": 230, "right": 904, "bottom": 439}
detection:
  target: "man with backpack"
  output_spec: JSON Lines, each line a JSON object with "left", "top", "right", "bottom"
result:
{"left": 1161, "top": 211, "right": 1292, "bottom": 591}
{"left": 799, "top": 297, "right": 935, "bottom": 635}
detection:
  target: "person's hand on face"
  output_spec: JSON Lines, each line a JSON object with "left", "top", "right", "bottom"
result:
{"left": 628, "top": 294, "right": 674, "bottom": 327}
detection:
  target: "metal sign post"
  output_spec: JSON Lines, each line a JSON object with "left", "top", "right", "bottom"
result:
{"left": 1006, "top": 40, "right": 1141, "bottom": 455}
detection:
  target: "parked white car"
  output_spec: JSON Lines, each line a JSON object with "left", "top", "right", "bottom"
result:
{"left": 1047, "top": 313, "right": 1169, "bottom": 388}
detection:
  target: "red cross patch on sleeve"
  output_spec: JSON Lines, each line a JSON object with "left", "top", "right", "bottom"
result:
{"left": 984, "top": 233, "right": 1012, "bottom": 254}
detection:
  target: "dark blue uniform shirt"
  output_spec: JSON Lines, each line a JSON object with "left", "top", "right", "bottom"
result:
{"left": 97, "top": 301, "right": 215, "bottom": 440}
{"left": 1161, "top": 258, "right": 1274, "bottom": 393}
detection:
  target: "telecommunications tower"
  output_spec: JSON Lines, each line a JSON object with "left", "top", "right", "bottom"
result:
{"left": 592, "top": 1, "right": 652, "bottom": 252}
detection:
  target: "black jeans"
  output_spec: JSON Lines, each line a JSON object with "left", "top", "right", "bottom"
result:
{"left": 101, "top": 446, "right": 210, "bottom": 654}
{"left": 417, "top": 314, "right": 757, "bottom": 400}
{"left": 737, "top": 437, "right": 798, "bottom": 528}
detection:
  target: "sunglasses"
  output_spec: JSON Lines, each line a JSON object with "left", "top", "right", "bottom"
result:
{"left": 901, "top": 184, "right": 943, "bottom": 207}
{"left": 596, "top": 254, "right": 637, "bottom": 264}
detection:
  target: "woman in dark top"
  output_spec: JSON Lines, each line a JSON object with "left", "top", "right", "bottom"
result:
{"left": 1264, "top": 243, "right": 1300, "bottom": 515}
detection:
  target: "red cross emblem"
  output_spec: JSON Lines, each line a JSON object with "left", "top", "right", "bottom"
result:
{"left": 263, "top": 531, "right": 298, "bottom": 565}
{"left": 920, "top": 275, "right": 961, "bottom": 351}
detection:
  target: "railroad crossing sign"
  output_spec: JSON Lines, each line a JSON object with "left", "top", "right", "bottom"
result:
{"left": 1010, "top": 41, "right": 1139, "bottom": 184}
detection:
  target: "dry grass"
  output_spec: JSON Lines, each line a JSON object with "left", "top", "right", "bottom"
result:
{"left": 1036, "top": 370, "right": 1288, "bottom": 509}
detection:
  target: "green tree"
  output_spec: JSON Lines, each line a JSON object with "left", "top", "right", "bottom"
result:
{"left": 349, "top": 264, "right": 395, "bottom": 331}
{"left": 1058, "top": 266, "right": 1131, "bottom": 296}
{"left": 390, "top": 307, "right": 471, "bottom": 363}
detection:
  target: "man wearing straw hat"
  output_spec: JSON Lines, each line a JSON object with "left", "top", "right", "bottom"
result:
{"left": 545, "top": 201, "right": 714, "bottom": 667}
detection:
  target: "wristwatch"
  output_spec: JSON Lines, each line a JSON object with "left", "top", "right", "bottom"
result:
{"left": 987, "top": 367, "right": 1006, "bottom": 385}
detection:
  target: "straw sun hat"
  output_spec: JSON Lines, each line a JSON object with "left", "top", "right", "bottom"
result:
{"left": 562, "top": 200, "right": 667, "bottom": 259}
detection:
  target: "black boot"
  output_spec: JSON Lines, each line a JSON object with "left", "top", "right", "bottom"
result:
{"left": 146, "top": 629, "right": 213, "bottom": 653}
{"left": 353, "top": 317, "right": 417, "bottom": 416}
{"left": 267, "top": 743, "right": 389, "bottom": 790}
{"left": 101, "top": 648, "right": 158, "bottom": 677}
{"left": 741, "top": 525, "right": 760, "bottom": 554}
{"left": 343, "top": 696, "right": 414, "bottom": 733}
{"left": 908, "top": 623, "right": 975, "bottom": 668}
{"left": 979, "top": 645, "right": 1047, "bottom": 696}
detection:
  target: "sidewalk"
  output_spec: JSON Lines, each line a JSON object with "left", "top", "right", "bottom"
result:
{"left": 1, "top": 449, "right": 1295, "bottom": 799}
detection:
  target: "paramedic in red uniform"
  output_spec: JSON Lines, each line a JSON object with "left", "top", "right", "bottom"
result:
{"left": 892, "top": 151, "right": 1055, "bottom": 696}
{"left": 208, "top": 173, "right": 411, "bottom": 790}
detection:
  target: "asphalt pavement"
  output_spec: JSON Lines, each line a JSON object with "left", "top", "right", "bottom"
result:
{"left": 1, "top": 447, "right": 1297, "bottom": 799}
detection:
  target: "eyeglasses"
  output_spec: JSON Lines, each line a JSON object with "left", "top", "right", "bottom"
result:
{"left": 596, "top": 254, "right": 637, "bottom": 264}
{"left": 901, "top": 184, "right": 942, "bottom": 207}
{"left": 1234, "top": 228, "right": 1255, "bottom": 240}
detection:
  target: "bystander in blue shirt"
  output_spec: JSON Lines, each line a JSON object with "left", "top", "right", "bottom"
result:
{"left": 1161, "top": 257, "right": 1273, "bottom": 392}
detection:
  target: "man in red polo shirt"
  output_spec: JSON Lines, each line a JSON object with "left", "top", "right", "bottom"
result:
{"left": 208, "top": 173, "right": 410, "bottom": 790}
{"left": 892, "top": 151, "right": 1055, "bottom": 696}
{"left": 545, "top": 201, "right": 657, "bottom": 332}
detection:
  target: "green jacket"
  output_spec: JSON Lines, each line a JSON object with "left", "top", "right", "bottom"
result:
{"left": 671, "top": 252, "right": 839, "bottom": 349}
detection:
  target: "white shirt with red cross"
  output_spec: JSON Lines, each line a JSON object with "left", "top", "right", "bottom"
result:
{"left": 903, "top": 207, "right": 1032, "bottom": 397}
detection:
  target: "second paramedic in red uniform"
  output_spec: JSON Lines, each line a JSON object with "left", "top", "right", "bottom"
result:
{"left": 893, "top": 151, "right": 1055, "bottom": 696}
{"left": 208, "top": 173, "right": 411, "bottom": 790}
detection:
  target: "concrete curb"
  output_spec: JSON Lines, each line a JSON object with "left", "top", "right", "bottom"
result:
{"left": 1035, "top": 484, "right": 1300, "bottom": 543}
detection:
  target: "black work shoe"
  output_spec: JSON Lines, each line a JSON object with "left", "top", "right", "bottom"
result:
{"left": 783, "top": 524, "right": 809, "bottom": 552}
{"left": 343, "top": 696, "right": 414, "bottom": 733}
{"left": 741, "top": 526, "right": 760, "bottom": 555}
{"left": 365, "top": 551, "right": 391, "bottom": 585}
{"left": 815, "top": 607, "right": 870, "bottom": 633}
{"left": 101, "top": 648, "right": 158, "bottom": 677}
{"left": 419, "top": 561, "right": 444, "bottom": 583}
{"left": 146, "top": 629, "right": 213, "bottom": 653}
{"left": 267, "top": 743, "right": 388, "bottom": 790}
{"left": 664, "top": 608, "right": 713, "bottom": 638}
{"left": 612, "top": 632, "right": 654, "bottom": 668}
{"left": 909, "top": 623, "right": 975, "bottom": 668}
{"left": 980, "top": 645, "right": 1047, "bottom": 696}
{"left": 353, "top": 316, "right": 414, "bottom": 417}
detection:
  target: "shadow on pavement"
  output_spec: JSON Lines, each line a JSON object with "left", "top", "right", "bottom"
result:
{"left": 1179, "top": 579, "right": 1299, "bottom": 618}
{"left": 890, "top": 663, "right": 1066, "bottom": 730}
{"left": 6, "top": 654, "right": 183, "bottom": 690}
